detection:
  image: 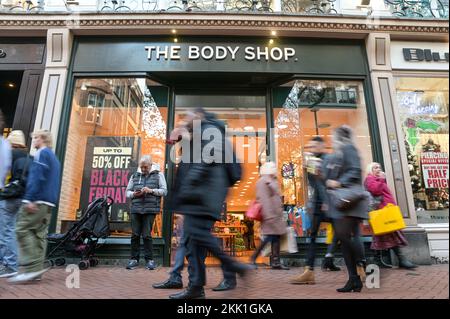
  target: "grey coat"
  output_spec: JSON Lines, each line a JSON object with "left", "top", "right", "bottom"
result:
{"left": 256, "top": 175, "right": 286, "bottom": 236}
{"left": 323, "top": 144, "right": 369, "bottom": 220}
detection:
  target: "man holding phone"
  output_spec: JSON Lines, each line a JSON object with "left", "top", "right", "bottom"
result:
{"left": 125, "top": 155, "right": 167, "bottom": 270}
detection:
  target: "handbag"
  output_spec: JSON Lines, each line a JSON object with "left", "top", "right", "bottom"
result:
{"left": 245, "top": 200, "right": 262, "bottom": 221}
{"left": 325, "top": 223, "right": 334, "bottom": 245}
{"left": 328, "top": 184, "right": 368, "bottom": 211}
{"left": 0, "top": 156, "right": 31, "bottom": 200}
{"left": 369, "top": 204, "right": 406, "bottom": 235}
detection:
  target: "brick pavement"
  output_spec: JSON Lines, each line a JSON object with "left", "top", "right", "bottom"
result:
{"left": 0, "top": 264, "right": 448, "bottom": 299}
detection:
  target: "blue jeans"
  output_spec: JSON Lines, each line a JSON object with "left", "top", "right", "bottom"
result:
{"left": 0, "top": 198, "right": 21, "bottom": 271}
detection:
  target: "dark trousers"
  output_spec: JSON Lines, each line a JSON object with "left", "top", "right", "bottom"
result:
{"left": 306, "top": 213, "right": 327, "bottom": 269}
{"left": 183, "top": 215, "right": 238, "bottom": 287}
{"left": 333, "top": 217, "right": 364, "bottom": 278}
{"left": 251, "top": 235, "right": 281, "bottom": 262}
{"left": 131, "top": 213, "right": 155, "bottom": 261}
{"left": 243, "top": 234, "right": 255, "bottom": 250}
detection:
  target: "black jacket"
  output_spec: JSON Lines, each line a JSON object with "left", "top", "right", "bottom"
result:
{"left": 10, "top": 149, "right": 32, "bottom": 184}
{"left": 167, "top": 112, "right": 241, "bottom": 220}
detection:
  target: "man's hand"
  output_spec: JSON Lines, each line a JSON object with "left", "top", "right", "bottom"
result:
{"left": 142, "top": 187, "right": 153, "bottom": 194}
{"left": 25, "top": 202, "right": 38, "bottom": 213}
{"left": 321, "top": 204, "right": 329, "bottom": 211}
{"left": 326, "top": 180, "right": 341, "bottom": 189}
{"left": 133, "top": 190, "right": 143, "bottom": 198}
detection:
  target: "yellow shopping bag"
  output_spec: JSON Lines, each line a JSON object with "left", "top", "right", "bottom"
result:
{"left": 369, "top": 204, "right": 406, "bottom": 235}
{"left": 325, "top": 223, "right": 334, "bottom": 244}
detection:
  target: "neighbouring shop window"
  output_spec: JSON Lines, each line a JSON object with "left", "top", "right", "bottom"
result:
{"left": 395, "top": 77, "right": 449, "bottom": 224}
{"left": 273, "top": 80, "right": 374, "bottom": 237}
{"left": 58, "top": 78, "right": 169, "bottom": 236}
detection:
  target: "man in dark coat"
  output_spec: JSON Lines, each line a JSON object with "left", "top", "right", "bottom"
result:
{"left": 166, "top": 108, "right": 250, "bottom": 299}
{"left": 291, "top": 136, "right": 340, "bottom": 285}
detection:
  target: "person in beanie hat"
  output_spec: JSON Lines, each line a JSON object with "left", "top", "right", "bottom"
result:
{"left": 0, "top": 130, "right": 32, "bottom": 278}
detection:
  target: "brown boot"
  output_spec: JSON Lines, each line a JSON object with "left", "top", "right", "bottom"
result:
{"left": 290, "top": 266, "right": 315, "bottom": 285}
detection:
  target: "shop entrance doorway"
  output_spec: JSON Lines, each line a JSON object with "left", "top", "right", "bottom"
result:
{"left": 172, "top": 91, "right": 269, "bottom": 264}
{"left": 0, "top": 71, "right": 22, "bottom": 137}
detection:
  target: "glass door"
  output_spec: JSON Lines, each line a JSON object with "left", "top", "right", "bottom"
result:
{"left": 171, "top": 92, "right": 267, "bottom": 261}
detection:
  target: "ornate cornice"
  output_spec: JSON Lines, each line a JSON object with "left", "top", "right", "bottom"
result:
{"left": 0, "top": 13, "right": 448, "bottom": 34}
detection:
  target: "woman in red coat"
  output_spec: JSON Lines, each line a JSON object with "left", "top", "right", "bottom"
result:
{"left": 365, "top": 163, "right": 417, "bottom": 269}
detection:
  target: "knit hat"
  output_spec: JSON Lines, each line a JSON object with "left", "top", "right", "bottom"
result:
{"left": 260, "top": 162, "right": 277, "bottom": 176}
{"left": 7, "top": 130, "right": 26, "bottom": 147}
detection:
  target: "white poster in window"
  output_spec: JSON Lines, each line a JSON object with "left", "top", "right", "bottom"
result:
{"left": 421, "top": 152, "right": 449, "bottom": 189}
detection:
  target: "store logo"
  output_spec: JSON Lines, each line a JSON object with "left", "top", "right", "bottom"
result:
{"left": 0, "top": 49, "right": 6, "bottom": 58}
{"left": 403, "top": 48, "right": 449, "bottom": 62}
{"left": 144, "top": 45, "right": 298, "bottom": 62}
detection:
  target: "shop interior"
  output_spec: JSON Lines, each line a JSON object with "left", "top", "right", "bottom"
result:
{"left": 0, "top": 71, "right": 22, "bottom": 137}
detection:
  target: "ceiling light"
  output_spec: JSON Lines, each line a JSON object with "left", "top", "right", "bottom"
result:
{"left": 7, "top": 83, "right": 15, "bottom": 88}
{"left": 174, "top": 38, "right": 178, "bottom": 43}
{"left": 278, "top": 124, "right": 288, "bottom": 129}
{"left": 269, "top": 39, "right": 274, "bottom": 45}
{"left": 252, "top": 172, "right": 258, "bottom": 175}
{"left": 271, "top": 31, "right": 277, "bottom": 36}
{"left": 243, "top": 126, "right": 254, "bottom": 131}
{"left": 249, "top": 177, "right": 255, "bottom": 180}
{"left": 242, "top": 144, "right": 250, "bottom": 148}
{"left": 171, "top": 29, "right": 177, "bottom": 34}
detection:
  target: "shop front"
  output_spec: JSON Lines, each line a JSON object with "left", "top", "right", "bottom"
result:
{"left": 390, "top": 41, "right": 449, "bottom": 261}
{"left": 0, "top": 37, "right": 46, "bottom": 142}
{"left": 56, "top": 36, "right": 381, "bottom": 265}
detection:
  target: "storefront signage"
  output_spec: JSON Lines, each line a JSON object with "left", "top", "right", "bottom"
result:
{"left": 398, "top": 91, "right": 444, "bottom": 116}
{"left": 391, "top": 41, "right": 449, "bottom": 71}
{"left": 0, "top": 49, "right": 6, "bottom": 58}
{"left": 144, "top": 45, "right": 297, "bottom": 62}
{"left": 0, "top": 43, "right": 45, "bottom": 64}
{"left": 80, "top": 136, "right": 139, "bottom": 221}
{"left": 421, "top": 152, "right": 449, "bottom": 189}
{"left": 73, "top": 38, "right": 367, "bottom": 75}
{"left": 403, "top": 48, "right": 449, "bottom": 63}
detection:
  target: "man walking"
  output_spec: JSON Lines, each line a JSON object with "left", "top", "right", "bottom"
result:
{"left": 126, "top": 155, "right": 167, "bottom": 270}
{"left": 291, "top": 136, "right": 339, "bottom": 285}
{"left": 9, "top": 130, "right": 61, "bottom": 284}
{"left": 166, "top": 108, "right": 249, "bottom": 299}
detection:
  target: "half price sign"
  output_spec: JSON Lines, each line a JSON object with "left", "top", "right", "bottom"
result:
{"left": 421, "top": 152, "right": 449, "bottom": 189}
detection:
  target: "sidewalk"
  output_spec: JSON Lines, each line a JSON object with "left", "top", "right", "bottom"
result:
{"left": 0, "top": 264, "right": 448, "bottom": 299}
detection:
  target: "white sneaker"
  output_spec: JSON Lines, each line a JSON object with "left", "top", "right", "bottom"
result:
{"left": 0, "top": 267, "right": 18, "bottom": 278}
{"left": 8, "top": 268, "right": 50, "bottom": 284}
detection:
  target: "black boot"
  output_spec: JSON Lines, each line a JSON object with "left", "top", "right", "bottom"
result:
{"left": 271, "top": 240, "right": 289, "bottom": 270}
{"left": 169, "top": 285, "right": 205, "bottom": 299}
{"left": 212, "top": 279, "right": 236, "bottom": 292}
{"left": 392, "top": 247, "right": 417, "bottom": 269}
{"left": 322, "top": 257, "right": 341, "bottom": 271}
{"left": 336, "top": 275, "right": 363, "bottom": 293}
{"left": 375, "top": 250, "right": 393, "bottom": 269}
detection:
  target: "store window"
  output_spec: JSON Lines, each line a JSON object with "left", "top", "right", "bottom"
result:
{"left": 273, "top": 80, "right": 374, "bottom": 237}
{"left": 395, "top": 77, "right": 449, "bottom": 224}
{"left": 58, "top": 78, "right": 169, "bottom": 236}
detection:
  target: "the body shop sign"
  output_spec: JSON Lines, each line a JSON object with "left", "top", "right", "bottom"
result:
{"left": 144, "top": 45, "right": 297, "bottom": 62}
{"left": 421, "top": 152, "right": 449, "bottom": 189}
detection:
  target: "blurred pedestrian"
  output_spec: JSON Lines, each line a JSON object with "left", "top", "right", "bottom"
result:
{"left": 291, "top": 136, "right": 339, "bottom": 285}
{"left": 126, "top": 155, "right": 167, "bottom": 270}
{"left": 9, "top": 130, "right": 61, "bottom": 284}
{"left": 323, "top": 126, "right": 368, "bottom": 293}
{"left": 166, "top": 108, "right": 249, "bottom": 299}
{"left": 242, "top": 216, "right": 255, "bottom": 250}
{"left": 0, "top": 131, "right": 33, "bottom": 278}
{"left": 365, "top": 162, "right": 416, "bottom": 269}
{"left": 250, "top": 162, "right": 289, "bottom": 270}
{"left": 0, "top": 111, "right": 11, "bottom": 191}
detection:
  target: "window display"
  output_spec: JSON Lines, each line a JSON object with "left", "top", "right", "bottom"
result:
{"left": 58, "top": 78, "right": 169, "bottom": 236}
{"left": 396, "top": 77, "right": 449, "bottom": 224}
{"left": 274, "top": 80, "right": 374, "bottom": 236}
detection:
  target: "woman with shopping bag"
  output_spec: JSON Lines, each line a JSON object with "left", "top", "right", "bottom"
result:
{"left": 249, "top": 162, "right": 289, "bottom": 270}
{"left": 365, "top": 163, "right": 416, "bottom": 269}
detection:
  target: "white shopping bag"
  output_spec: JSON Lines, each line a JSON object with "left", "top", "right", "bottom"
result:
{"left": 280, "top": 227, "right": 298, "bottom": 253}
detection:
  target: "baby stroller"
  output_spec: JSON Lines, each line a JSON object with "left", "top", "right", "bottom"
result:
{"left": 47, "top": 196, "right": 113, "bottom": 270}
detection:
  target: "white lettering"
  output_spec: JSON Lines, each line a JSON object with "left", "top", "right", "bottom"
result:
{"left": 156, "top": 46, "right": 169, "bottom": 60}
{"left": 270, "top": 47, "right": 283, "bottom": 61}
{"left": 201, "top": 46, "right": 214, "bottom": 60}
{"left": 144, "top": 46, "right": 156, "bottom": 60}
{"left": 284, "top": 47, "right": 296, "bottom": 61}
{"left": 245, "top": 47, "right": 256, "bottom": 61}
{"left": 189, "top": 46, "right": 200, "bottom": 60}
{"left": 216, "top": 46, "right": 227, "bottom": 60}
{"left": 257, "top": 47, "right": 269, "bottom": 61}
{"left": 228, "top": 46, "right": 240, "bottom": 60}
{"left": 170, "top": 46, "right": 181, "bottom": 60}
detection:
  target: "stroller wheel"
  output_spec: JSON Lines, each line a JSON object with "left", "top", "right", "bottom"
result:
{"left": 89, "top": 258, "right": 99, "bottom": 267}
{"left": 55, "top": 258, "right": 66, "bottom": 267}
{"left": 79, "top": 260, "right": 90, "bottom": 270}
